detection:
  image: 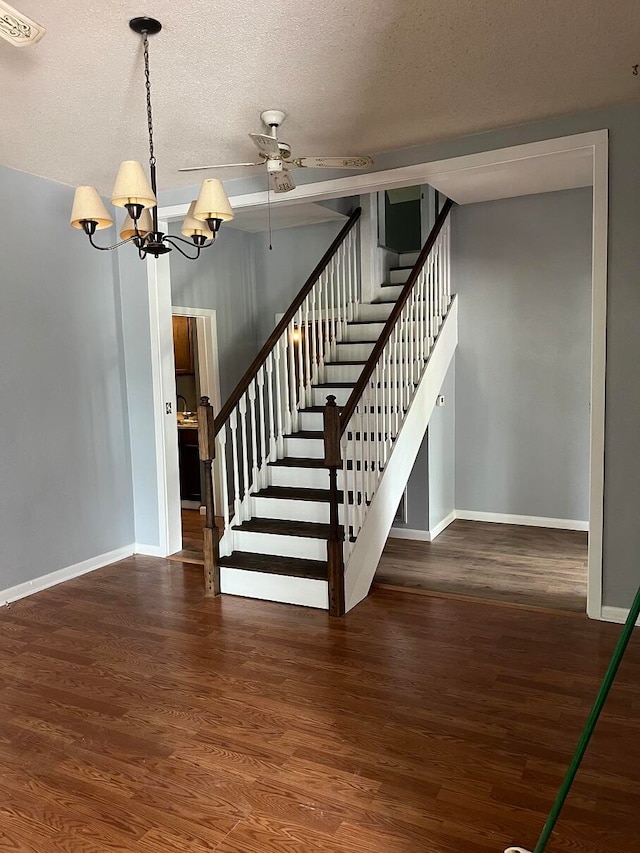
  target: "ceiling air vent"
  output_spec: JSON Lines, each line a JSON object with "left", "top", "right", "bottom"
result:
{"left": 0, "top": 1, "right": 45, "bottom": 47}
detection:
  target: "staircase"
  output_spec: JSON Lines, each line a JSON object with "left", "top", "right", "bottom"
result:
{"left": 197, "top": 199, "right": 457, "bottom": 614}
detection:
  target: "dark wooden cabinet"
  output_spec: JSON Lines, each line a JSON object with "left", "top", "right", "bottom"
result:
{"left": 172, "top": 315, "right": 195, "bottom": 375}
{"left": 178, "top": 427, "right": 201, "bottom": 501}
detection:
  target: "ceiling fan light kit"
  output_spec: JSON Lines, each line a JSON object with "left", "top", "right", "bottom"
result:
{"left": 0, "top": 0, "right": 45, "bottom": 46}
{"left": 70, "top": 17, "right": 234, "bottom": 261}
{"left": 179, "top": 109, "right": 375, "bottom": 194}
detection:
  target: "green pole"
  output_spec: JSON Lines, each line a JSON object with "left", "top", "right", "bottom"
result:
{"left": 532, "top": 583, "right": 640, "bottom": 853}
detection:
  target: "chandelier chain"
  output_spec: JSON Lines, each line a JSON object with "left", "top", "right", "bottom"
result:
{"left": 143, "top": 33, "right": 155, "bottom": 167}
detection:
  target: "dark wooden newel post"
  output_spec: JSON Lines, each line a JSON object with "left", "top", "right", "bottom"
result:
{"left": 197, "top": 396, "right": 220, "bottom": 598}
{"left": 323, "top": 395, "right": 345, "bottom": 616}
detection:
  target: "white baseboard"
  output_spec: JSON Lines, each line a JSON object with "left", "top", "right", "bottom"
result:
{"left": 430, "top": 510, "right": 456, "bottom": 540}
{"left": 0, "top": 545, "right": 135, "bottom": 606}
{"left": 455, "top": 510, "right": 589, "bottom": 532}
{"left": 389, "top": 527, "right": 432, "bottom": 541}
{"left": 600, "top": 605, "right": 640, "bottom": 626}
{"left": 134, "top": 543, "right": 166, "bottom": 557}
{"left": 389, "top": 510, "right": 456, "bottom": 543}
{"left": 181, "top": 500, "right": 201, "bottom": 510}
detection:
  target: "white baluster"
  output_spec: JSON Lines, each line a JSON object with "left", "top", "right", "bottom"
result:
{"left": 239, "top": 393, "right": 250, "bottom": 517}
{"left": 309, "top": 285, "right": 318, "bottom": 385}
{"left": 342, "top": 434, "right": 352, "bottom": 559}
{"left": 257, "top": 365, "right": 268, "bottom": 486}
{"left": 329, "top": 264, "right": 338, "bottom": 360}
{"left": 287, "top": 321, "right": 298, "bottom": 433}
{"left": 230, "top": 408, "right": 242, "bottom": 522}
{"left": 339, "top": 241, "right": 348, "bottom": 338}
{"left": 248, "top": 380, "right": 259, "bottom": 494}
{"left": 295, "top": 306, "right": 305, "bottom": 410}
{"left": 273, "top": 340, "right": 284, "bottom": 457}
{"left": 316, "top": 272, "right": 326, "bottom": 383}
{"left": 217, "top": 429, "right": 230, "bottom": 555}
{"left": 280, "top": 334, "right": 292, "bottom": 436}
{"left": 302, "top": 297, "right": 312, "bottom": 399}
{"left": 265, "top": 353, "right": 277, "bottom": 461}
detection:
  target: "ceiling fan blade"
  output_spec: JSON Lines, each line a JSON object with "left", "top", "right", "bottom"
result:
{"left": 178, "top": 162, "right": 263, "bottom": 172}
{"left": 272, "top": 170, "right": 296, "bottom": 194}
{"left": 0, "top": 0, "right": 46, "bottom": 46}
{"left": 291, "top": 156, "right": 374, "bottom": 169}
{"left": 249, "top": 133, "right": 282, "bottom": 158}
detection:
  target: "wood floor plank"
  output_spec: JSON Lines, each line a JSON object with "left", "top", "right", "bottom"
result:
{"left": 0, "top": 557, "right": 639, "bottom": 852}
{"left": 377, "top": 520, "right": 588, "bottom": 611}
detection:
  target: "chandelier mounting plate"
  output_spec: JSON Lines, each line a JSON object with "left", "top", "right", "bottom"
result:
{"left": 129, "top": 17, "right": 162, "bottom": 36}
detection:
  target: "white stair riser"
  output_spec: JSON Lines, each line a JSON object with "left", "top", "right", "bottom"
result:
{"left": 336, "top": 342, "right": 375, "bottom": 362}
{"left": 355, "top": 303, "right": 395, "bottom": 322}
{"left": 312, "top": 386, "right": 352, "bottom": 406}
{"left": 220, "top": 567, "right": 328, "bottom": 610}
{"left": 298, "top": 411, "right": 323, "bottom": 431}
{"left": 379, "top": 285, "right": 403, "bottom": 300}
{"left": 325, "top": 363, "right": 363, "bottom": 383}
{"left": 284, "top": 437, "right": 324, "bottom": 459}
{"left": 390, "top": 268, "right": 411, "bottom": 284}
{"left": 345, "top": 323, "right": 386, "bottom": 342}
{"left": 270, "top": 465, "right": 344, "bottom": 490}
{"left": 252, "top": 496, "right": 345, "bottom": 525}
{"left": 399, "top": 252, "right": 420, "bottom": 266}
{"left": 233, "top": 530, "right": 326, "bottom": 561}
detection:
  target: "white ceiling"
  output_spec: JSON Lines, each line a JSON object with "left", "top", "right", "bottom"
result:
{"left": 226, "top": 202, "right": 346, "bottom": 232}
{"left": 1, "top": 0, "right": 639, "bottom": 194}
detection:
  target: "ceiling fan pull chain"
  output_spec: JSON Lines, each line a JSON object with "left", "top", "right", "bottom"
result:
{"left": 267, "top": 171, "right": 273, "bottom": 250}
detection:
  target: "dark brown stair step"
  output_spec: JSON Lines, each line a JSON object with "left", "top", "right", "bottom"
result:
{"left": 299, "top": 404, "right": 344, "bottom": 413}
{"left": 269, "top": 456, "right": 325, "bottom": 468}
{"left": 219, "top": 551, "right": 327, "bottom": 580}
{"left": 255, "top": 485, "right": 344, "bottom": 504}
{"left": 232, "top": 517, "right": 339, "bottom": 539}
{"left": 285, "top": 431, "right": 323, "bottom": 440}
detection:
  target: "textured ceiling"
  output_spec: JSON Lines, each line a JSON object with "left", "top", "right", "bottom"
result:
{"left": 0, "top": 0, "right": 638, "bottom": 193}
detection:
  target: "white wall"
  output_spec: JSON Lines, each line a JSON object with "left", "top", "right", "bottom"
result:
{"left": 428, "top": 360, "right": 455, "bottom": 531}
{"left": 453, "top": 188, "right": 592, "bottom": 522}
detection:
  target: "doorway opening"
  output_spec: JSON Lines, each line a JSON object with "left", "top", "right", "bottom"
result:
{"left": 377, "top": 185, "right": 592, "bottom": 613}
{"left": 166, "top": 308, "right": 220, "bottom": 565}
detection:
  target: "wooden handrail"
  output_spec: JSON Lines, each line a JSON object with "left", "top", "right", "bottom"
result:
{"left": 213, "top": 206, "right": 362, "bottom": 435}
{"left": 338, "top": 198, "right": 454, "bottom": 435}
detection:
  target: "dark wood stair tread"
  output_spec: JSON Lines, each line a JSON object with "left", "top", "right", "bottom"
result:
{"left": 285, "top": 431, "right": 323, "bottom": 440}
{"left": 299, "top": 404, "right": 344, "bottom": 413}
{"left": 314, "top": 382, "right": 355, "bottom": 388}
{"left": 324, "top": 360, "right": 367, "bottom": 366}
{"left": 269, "top": 456, "right": 326, "bottom": 468}
{"left": 219, "top": 551, "right": 327, "bottom": 580}
{"left": 232, "top": 517, "right": 338, "bottom": 539}
{"left": 255, "top": 485, "right": 344, "bottom": 504}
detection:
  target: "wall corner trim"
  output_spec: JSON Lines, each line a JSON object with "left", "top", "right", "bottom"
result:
{"left": 0, "top": 545, "right": 135, "bottom": 606}
{"left": 389, "top": 527, "right": 433, "bottom": 542}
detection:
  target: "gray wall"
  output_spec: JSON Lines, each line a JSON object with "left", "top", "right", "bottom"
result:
{"left": 453, "top": 189, "right": 592, "bottom": 521}
{"left": 144, "top": 101, "right": 640, "bottom": 608}
{"left": 0, "top": 164, "right": 133, "bottom": 592}
{"left": 252, "top": 220, "right": 345, "bottom": 341}
{"left": 428, "top": 360, "right": 456, "bottom": 530}
{"left": 169, "top": 226, "right": 260, "bottom": 402}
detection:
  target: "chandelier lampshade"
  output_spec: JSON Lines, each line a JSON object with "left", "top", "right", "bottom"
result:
{"left": 120, "top": 208, "right": 153, "bottom": 240}
{"left": 181, "top": 200, "right": 215, "bottom": 241}
{"left": 70, "top": 186, "right": 114, "bottom": 231}
{"left": 111, "top": 160, "right": 157, "bottom": 210}
{"left": 193, "top": 179, "right": 235, "bottom": 232}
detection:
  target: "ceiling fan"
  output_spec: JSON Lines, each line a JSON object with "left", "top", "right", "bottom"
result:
{"left": 0, "top": 0, "right": 45, "bottom": 46}
{"left": 179, "top": 110, "right": 374, "bottom": 193}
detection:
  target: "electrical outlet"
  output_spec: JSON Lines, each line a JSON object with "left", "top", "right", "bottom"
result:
{"left": 166, "top": 402, "right": 172, "bottom": 414}
{"left": 436, "top": 395, "right": 445, "bottom": 406}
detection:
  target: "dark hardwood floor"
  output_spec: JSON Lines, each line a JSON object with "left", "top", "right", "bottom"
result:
{"left": 167, "top": 509, "right": 207, "bottom": 566}
{"left": 1, "top": 556, "right": 638, "bottom": 851}
{"left": 377, "top": 520, "right": 588, "bottom": 613}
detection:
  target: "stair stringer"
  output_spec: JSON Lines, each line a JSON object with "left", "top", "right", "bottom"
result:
{"left": 344, "top": 296, "right": 458, "bottom": 613}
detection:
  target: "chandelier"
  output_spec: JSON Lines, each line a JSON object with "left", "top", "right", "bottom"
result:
{"left": 70, "top": 17, "right": 234, "bottom": 260}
